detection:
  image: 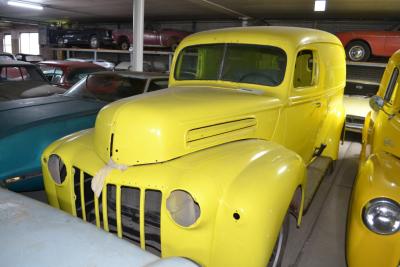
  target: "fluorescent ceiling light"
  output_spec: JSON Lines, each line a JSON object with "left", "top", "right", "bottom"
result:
{"left": 7, "top": 1, "right": 43, "bottom": 10}
{"left": 314, "top": 0, "right": 326, "bottom": 12}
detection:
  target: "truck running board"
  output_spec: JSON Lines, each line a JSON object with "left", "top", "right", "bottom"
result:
{"left": 303, "top": 156, "right": 333, "bottom": 211}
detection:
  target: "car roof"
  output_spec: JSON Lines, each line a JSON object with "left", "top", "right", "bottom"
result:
{"left": 96, "top": 70, "right": 169, "bottom": 79}
{"left": 179, "top": 26, "right": 342, "bottom": 52}
{"left": 0, "top": 60, "right": 34, "bottom": 66}
{"left": 39, "top": 60, "right": 105, "bottom": 68}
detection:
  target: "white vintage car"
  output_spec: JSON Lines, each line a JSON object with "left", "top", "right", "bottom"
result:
{"left": 0, "top": 188, "right": 198, "bottom": 267}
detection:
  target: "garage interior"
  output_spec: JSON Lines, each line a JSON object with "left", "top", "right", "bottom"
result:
{"left": 1, "top": 0, "right": 399, "bottom": 266}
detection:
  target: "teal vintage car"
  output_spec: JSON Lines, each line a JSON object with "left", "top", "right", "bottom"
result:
{"left": 0, "top": 71, "right": 168, "bottom": 191}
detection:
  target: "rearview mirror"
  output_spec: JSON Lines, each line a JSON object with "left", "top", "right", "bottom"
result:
{"left": 369, "top": 95, "right": 384, "bottom": 112}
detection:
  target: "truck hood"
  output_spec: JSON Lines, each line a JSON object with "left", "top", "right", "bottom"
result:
{"left": 0, "top": 95, "right": 106, "bottom": 138}
{"left": 94, "top": 86, "right": 282, "bottom": 166}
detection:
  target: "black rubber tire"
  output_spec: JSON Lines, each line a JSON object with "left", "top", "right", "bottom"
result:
{"left": 119, "top": 40, "right": 130, "bottom": 50}
{"left": 57, "top": 37, "right": 64, "bottom": 48}
{"left": 267, "top": 215, "right": 289, "bottom": 267}
{"left": 346, "top": 41, "right": 371, "bottom": 62}
{"left": 89, "top": 35, "right": 99, "bottom": 49}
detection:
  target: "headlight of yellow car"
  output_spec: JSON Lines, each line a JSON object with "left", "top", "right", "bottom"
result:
{"left": 48, "top": 154, "right": 67, "bottom": 185}
{"left": 166, "top": 190, "right": 200, "bottom": 227}
{"left": 363, "top": 198, "right": 400, "bottom": 235}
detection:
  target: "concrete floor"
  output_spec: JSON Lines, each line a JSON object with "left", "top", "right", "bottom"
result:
{"left": 22, "top": 140, "right": 361, "bottom": 267}
{"left": 282, "top": 140, "right": 361, "bottom": 267}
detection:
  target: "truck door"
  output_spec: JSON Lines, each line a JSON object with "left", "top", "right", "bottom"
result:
{"left": 283, "top": 49, "right": 327, "bottom": 163}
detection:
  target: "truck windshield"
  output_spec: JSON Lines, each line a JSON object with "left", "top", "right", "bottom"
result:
{"left": 174, "top": 43, "right": 286, "bottom": 87}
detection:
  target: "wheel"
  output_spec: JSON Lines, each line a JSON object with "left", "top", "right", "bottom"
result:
{"left": 267, "top": 215, "right": 289, "bottom": 267}
{"left": 57, "top": 37, "right": 64, "bottom": 48}
{"left": 90, "top": 35, "right": 99, "bottom": 49}
{"left": 119, "top": 40, "right": 130, "bottom": 50}
{"left": 346, "top": 41, "right": 371, "bottom": 62}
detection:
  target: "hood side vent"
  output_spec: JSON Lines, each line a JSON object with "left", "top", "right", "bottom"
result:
{"left": 187, "top": 118, "right": 257, "bottom": 145}
{"left": 109, "top": 133, "right": 114, "bottom": 158}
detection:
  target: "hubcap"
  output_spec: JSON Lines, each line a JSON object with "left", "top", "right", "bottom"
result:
{"left": 91, "top": 38, "right": 98, "bottom": 48}
{"left": 349, "top": 46, "right": 365, "bottom": 61}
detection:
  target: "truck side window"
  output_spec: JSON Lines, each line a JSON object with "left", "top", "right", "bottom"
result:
{"left": 383, "top": 67, "right": 399, "bottom": 103}
{"left": 293, "top": 50, "right": 318, "bottom": 88}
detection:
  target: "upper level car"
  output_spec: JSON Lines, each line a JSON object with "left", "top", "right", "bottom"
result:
{"left": 0, "top": 52, "right": 16, "bottom": 61}
{"left": 0, "top": 187, "right": 198, "bottom": 267}
{"left": 346, "top": 50, "right": 400, "bottom": 267}
{"left": 42, "top": 26, "right": 346, "bottom": 267}
{"left": 0, "top": 71, "right": 168, "bottom": 192}
{"left": 58, "top": 28, "right": 113, "bottom": 49}
{"left": 0, "top": 60, "right": 65, "bottom": 101}
{"left": 15, "top": 53, "right": 44, "bottom": 63}
{"left": 112, "top": 28, "right": 191, "bottom": 50}
{"left": 38, "top": 60, "right": 106, "bottom": 89}
{"left": 336, "top": 24, "right": 400, "bottom": 61}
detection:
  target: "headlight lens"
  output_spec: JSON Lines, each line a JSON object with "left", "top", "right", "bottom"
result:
{"left": 48, "top": 154, "right": 67, "bottom": 184}
{"left": 166, "top": 190, "right": 200, "bottom": 227}
{"left": 362, "top": 198, "right": 400, "bottom": 235}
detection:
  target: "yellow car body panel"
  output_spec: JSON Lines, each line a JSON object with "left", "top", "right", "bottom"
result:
{"left": 42, "top": 26, "right": 346, "bottom": 266}
{"left": 347, "top": 50, "right": 400, "bottom": 267}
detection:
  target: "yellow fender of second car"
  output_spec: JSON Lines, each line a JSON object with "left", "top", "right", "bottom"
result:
{"left": 346, "top": 152, "right": 400, "bottom": 267}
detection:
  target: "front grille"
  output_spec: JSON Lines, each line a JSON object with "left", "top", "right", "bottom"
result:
{"left": 73, "top": 167, "right": 162, "bottom": 256}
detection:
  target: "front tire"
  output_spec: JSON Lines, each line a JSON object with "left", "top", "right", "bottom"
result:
{"left": 346, "top": 41, "right": 371, "bottom": 62}
{"left": 267, "top": 215, "right": 289, "bottom": 267}
{"left": 90, "top": 35, "right": 99, "bottom": 49}
{"left": 119, "top": 40, "right": 130, "bottom": 50}
{"left": 57, "top": 37, "right": 64, "bottom": 48}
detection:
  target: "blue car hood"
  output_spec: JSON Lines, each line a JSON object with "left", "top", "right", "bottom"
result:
{"left": 0, "top": 95, "right": 106, "bottom": 138}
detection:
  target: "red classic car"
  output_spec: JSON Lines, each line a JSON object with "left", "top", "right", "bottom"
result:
{"left": 336, "top": 25, "right": 400, "bottom": 61}
{"left": 38, "top": 61, "right": 105, "bottom": 89}
{"left": 112, "top": 28, "right": 191, "bottom": 50}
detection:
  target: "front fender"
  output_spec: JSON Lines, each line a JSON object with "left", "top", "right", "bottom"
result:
{"left": 346, "top": 152, "right": 400, "bottom": 267}
{"left": 209, "top": 140, "right": 306, "bottom": 267}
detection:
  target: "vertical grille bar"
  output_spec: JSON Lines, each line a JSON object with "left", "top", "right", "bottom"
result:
{"left": 139, "top": 188, "right": 145, "bottom": 249}
{"left": 116, "top": 186, "right": 122, "bottom": 238}
{"left": 103, "top": 185, "right": 109, "bottom": 232}
{"left": 94, "top": 192, "right": 103, "bottom": 228}
{"left": 144, "top": 190, "right": 162, "bottom": 256}
{"left": 120, "top": 186, "right": 141, "bottom": 246}
{"left": 73, "top": 167, "right": 82, "bottom": 219}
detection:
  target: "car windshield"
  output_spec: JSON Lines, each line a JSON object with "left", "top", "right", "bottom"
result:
{"left": 0, "top": 55, "right": 14, "bottom": 61}
{"left": 0, "top": 65, "right": 45, "bottom": 82}
{"left": 64, "top": 73, "right": 147, "bottom": 102}
{"left": 66, "top": 68, "right": 104, "bottom": 84}
{"left": 174, "top": 43, "right": 287, "bottom": 87}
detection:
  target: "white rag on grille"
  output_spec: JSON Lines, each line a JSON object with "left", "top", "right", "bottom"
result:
{"left": 91, "top": 159, "right": 128, "bottom": 197}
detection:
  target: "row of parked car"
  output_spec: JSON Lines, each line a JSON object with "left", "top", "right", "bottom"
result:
{"left": 1, "top": 26, "right": 399, "bottom": 267}
{"left": 49, "top": 24, "right": 400, "bottom": 62}
{"left": 50, "top": 27, "right": 191, "bottom": 50}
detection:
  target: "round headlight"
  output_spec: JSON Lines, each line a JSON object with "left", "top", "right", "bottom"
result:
{"left": 48, "top": 154, "right": 67, "bottom": 184}
{"left": 166, "top": 190, "right": 200, "bottom": 227}
{"left": 362, "top": 198, "right": 400, "bottom": 235}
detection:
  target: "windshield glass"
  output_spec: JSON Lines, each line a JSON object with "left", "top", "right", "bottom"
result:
{"left": 64, "top": 73, "right": 147, "bottom": 102}
{"left": 175, "top": 44, "right": 287, "bottom": 87}
{"left": 0, "top": 65, "right": 45, "bottom": 82}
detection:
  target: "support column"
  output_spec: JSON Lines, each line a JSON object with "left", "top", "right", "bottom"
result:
{"left": 131, "top": 0, "right": 144, "bottom": 71}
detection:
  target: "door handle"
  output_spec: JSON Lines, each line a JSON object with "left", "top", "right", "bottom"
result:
{"left": 313, "top": 102, "right": 322, "bottom": 108}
